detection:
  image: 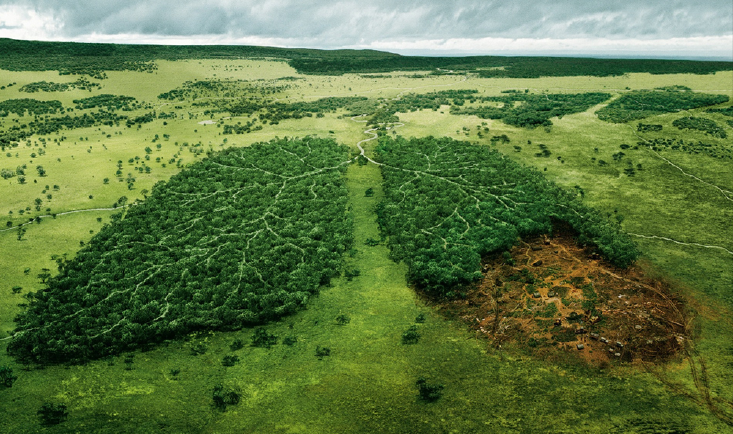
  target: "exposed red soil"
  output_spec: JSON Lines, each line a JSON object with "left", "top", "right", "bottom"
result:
{"left": 426, "top": 230, "right": 689, "bottom": 366}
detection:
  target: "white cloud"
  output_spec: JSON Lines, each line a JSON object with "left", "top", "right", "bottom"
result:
{"left": 68, "top": 33, "right": 314, "bottom": 48}
{"left": 0, "top": 4, "right": 63, "bottom": 40}
{"left": 0, "top": 1, "right": 731, "bottom": 59}
{"left": 351, "top": 35, "right": 733, "bottom": 59}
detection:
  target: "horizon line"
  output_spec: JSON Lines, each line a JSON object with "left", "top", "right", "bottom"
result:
{"left": 2, "top": 36, "right": 732, "bottom": 63}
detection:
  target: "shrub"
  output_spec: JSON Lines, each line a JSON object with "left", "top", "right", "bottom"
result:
{"left": 402, "top": 325, "right": 420, "bottom": 344}
{"left": 190, "top": 343, "right": 208, "bottom": 356}
{"left": 37, "top": 403, "right": 68, "bottom": 426}
{"left": 315, "top": 346, "right": 331, "bottom": 359}
{"left": 0, "top": 366, "right": 17, "bottom": 388}
{"left": 251, "top": 328, "right": 277, "bottom": 348}
{"left": 344, "top": 268, "right": 361, "bottom": 281}
{"left": 221, "top": 355, "right": 239, "bottom": 367}
{"left": 212, "top": 384, "right": 240, "bottom": 410}
{"left": 416, "top": 377, "right": 444, "bottom": 402}
{"left": 229, "top": 339, "right": 244, "bottom": 351}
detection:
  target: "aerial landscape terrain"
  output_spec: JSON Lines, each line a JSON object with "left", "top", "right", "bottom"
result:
{"left": 0, "top": 37, "right": 731, "bottom": 433}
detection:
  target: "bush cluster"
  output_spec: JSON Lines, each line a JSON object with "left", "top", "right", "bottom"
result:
{"left": 452, "top": 92, "right": 611, "bottom": 128}
{"left": 672, "top": 116, "right": 727, "bottom": 138}
{"left": 596, "top": 89, "right": 729, "bottom": 123}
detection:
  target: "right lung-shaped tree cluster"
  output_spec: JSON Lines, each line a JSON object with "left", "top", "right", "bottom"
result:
{"left": 375, "top": 136, "right": 639, "bottom": 295}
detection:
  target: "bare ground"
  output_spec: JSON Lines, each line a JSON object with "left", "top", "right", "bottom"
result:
{"left": 424, "top": 227, "right": 689, "bottom": 367}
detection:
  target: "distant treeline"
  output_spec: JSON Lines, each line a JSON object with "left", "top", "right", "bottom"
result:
{"left": 290, "top": 56, "right": 733, "bottom": 77}
{"left": 1, "top": 38, "right": 731, "bottom": 78}
{"left": 0, "top": 38, "right": 393, "bottom": 78}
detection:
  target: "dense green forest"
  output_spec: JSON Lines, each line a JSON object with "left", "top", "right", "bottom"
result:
{"left": 290, "top": 55, "right": 733, "bottom": 77}
{"left": 158, "top": 79, "right": 293, "bottom": 101}
{"left": 375, "top": 136, "right": 638, "bottom": 295}
{"left": 356, "top": 89, "right": 610, "bottom": 128}
{"left": 451, "top": 92, "right": 611, "bottom": 128}
{"left": 707, "top": 106, "right": 733, "bottom": 117}
{"left": 1, "top": 38, "right": 731, "bottom": 79}
{"left": 596, "top": 88, "right": 730, "bottom": 122}
{"left": 8, "top": 137, "right": 353, "bottom": 364}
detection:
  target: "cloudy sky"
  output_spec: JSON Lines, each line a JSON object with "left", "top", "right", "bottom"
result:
{"left": 1, "top": 0, "right": 731, "bottom": 59}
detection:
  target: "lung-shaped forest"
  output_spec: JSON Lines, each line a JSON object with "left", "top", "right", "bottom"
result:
{"left": 9, "top": 135, "right": 640, "bottom": 364}
{"left": 9, "top": 137, "right": 353, "bottom": 364}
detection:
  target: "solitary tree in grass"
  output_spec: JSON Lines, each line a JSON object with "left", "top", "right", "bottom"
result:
{"left": 37, "top": 403, "right": 68, "bottom": 426}
{"left": 0, "top": 366, "right": 17, "bottom": 388}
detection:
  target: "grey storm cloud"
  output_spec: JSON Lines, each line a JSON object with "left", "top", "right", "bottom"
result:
{"left": 5, "top": 0, "right": 732, "bottom": 45}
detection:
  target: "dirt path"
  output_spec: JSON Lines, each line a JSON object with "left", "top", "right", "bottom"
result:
{"left": 0, "top": 207, "right": 118, "bottom": 234}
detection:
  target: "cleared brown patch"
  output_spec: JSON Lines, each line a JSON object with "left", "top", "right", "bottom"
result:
{"left": 425, "top": 229, "right": 688, "bottom": 366}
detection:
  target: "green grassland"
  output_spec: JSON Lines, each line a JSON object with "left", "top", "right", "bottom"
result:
{"left": 1, "top": 55, "right": 732, "bottom": 433}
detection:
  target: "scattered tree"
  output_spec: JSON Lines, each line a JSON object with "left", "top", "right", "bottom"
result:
{"left": 37, "top": 403, "right": 68, "bottom": 426}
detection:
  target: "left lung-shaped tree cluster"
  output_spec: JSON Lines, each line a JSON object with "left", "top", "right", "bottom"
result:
{"left": 9, "top": 137, "right": 353, "bottom": 364}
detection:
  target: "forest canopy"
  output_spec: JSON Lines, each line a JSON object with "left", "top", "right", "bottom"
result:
{"left": 8, "top": 137, "right": 353, "bottom": 364}
{"left": 375, "top": 136, "right": 639, "bottom": 295}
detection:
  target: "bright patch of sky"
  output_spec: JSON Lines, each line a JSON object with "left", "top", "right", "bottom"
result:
{"left": 0, "top": 1, "right": 731, "bottom": 59}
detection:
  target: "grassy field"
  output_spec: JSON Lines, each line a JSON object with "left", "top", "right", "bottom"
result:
{"left": 1, "top": 60, "right": 732, "bottom": 432}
